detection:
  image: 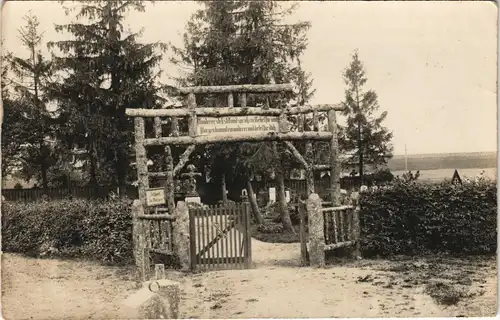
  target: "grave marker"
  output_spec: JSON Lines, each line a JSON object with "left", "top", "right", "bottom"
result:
{"left": 269, "top": 187, "right": 276, "bottom": 203}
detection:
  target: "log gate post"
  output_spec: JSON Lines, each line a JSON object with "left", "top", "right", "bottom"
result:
{"left": 306, "top": 193, "right": 325, "bottom": 267}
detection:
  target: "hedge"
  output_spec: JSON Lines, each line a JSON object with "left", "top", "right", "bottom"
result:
{"left": 359, "top": 180, "right": 497, "bottom": 257}
{"left": 2, "top": 179, "right": 497, "bottom": 264}
{"left": 1, "top": 198, "right": 134, "bottom": 265}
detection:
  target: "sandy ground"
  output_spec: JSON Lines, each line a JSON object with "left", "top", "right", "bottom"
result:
{"left": 2, "top": 239, "right": 497, "bottom": 319}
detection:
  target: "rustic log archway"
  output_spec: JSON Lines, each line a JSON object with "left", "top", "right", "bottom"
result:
{"left": 126, "top": 83, "right": 343, "bottom": 279}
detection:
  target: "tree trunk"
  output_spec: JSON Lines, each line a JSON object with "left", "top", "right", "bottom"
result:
{"left": 109, "top": 4, "right": 127, "bottom": 199}
{"left": 40, "top": 147, "right": 49, "bottom": 191}
{"left": 358, "top": 122, "right": 364, "bottom": 186}
{"left": 246, "top": 179, "right": 263, "bottom": 225}
{"left": 276, "top": 170, "right": 294, "bottom": 234}
{"left": 89, "top": 151, "right": 98, "bottom": 188}
{"left": 221, "top": 173, "right": 228, "bottom": 203}
{"left": 116, "top": 150, "right": 127, "bottom": 199}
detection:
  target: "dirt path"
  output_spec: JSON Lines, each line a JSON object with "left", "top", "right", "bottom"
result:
{"left": 2, "top": 240, "right": 497, "bottom": 319}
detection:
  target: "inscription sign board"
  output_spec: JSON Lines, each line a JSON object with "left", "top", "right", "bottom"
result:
{"left": 197, "top": 116, "right": 280, "bottom": 136}
{"left": 146, "top": 188, "right": 165, "bottom": 206}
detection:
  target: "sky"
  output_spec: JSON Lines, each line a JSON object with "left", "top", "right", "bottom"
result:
{"left": 1, "top": 0, "right": 498, "bottom": 156}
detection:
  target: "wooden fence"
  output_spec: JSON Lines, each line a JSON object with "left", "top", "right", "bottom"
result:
{"left": 1, "top": 186, "right": 139, "bottom": 202}
{"left": 132, "top": 201, "right": 177, "bottom": 281}
{"left": 298, "top": 196, "right": 361, "bottom": 266}
{"left": 322, "top": 205, "right": 359, "bottom": 251}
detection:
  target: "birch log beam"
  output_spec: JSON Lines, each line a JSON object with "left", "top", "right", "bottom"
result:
{"left": 187, "top": 93, "right": 197, "bottom": 137}
{"left": 164, "top": 146, "right": 176, "bottom": 217}
{"left": 328, "top": 110, "right": 341, "bottom": 206}
{"left": 134, "top": 117, "right": 149, "bottom": 204}
{"left": 352, "top": 206, "right": 362, "bottom": 259}
{"left": 305, "top": 140, "right": 315, "bottom": 195}
{"left": 313, "top": 111, "right": 319, "bottom": 132}
{"left": 239, "top": 93, "right": 247, "bottom": 108}
{"left": 284, "top": 141, "right": 308, "bottom": 169}
{"left": 172, "top": 145, "right": 196, "bottom": 177}
{"left": 178, "top": 83, "right": 294, "bottom": 94}
{"left": 171, "top": 117, "right": 179, "bottom": 137}
{"left": 126, "top": 104, "right": 343, "bottom": 118}
{"left": 143, "top": 131, "right": 333, "bottom": 146}
{"left": 297, "top": 114, "right": 305, "bottom": 132}
{"left": 154, "top": 117, "right": 162, "bottom": 138}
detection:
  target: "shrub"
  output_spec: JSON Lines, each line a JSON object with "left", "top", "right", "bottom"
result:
{"left": 257, "top": 222, "right": 284, "bottom": 234}
{"left": 2, "top": 198, "right": 134, "bottom": 265}
{"left": 359, "top": 180, "right": 497, "bottom": 257}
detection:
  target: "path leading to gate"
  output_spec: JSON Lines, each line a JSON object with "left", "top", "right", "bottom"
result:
{"left": 251, "top": 238, "right": 301, "bottom": 267}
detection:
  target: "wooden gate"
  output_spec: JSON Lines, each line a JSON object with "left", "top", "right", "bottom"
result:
{"left": 189, "top": 203, "right": 252, "bottom": 271}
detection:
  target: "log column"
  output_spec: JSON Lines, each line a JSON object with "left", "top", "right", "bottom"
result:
{"left": 164, "top": 146, "right": 176, "bottom": 216}
{"left": 187, "top": 93, "right": 197, "bottom": 137}
{"left": 133, "top": 117, "right": 151, "bottom": 280}
{"left": 171, "top": 117, "right": 179, "bottom": 137}
{"left": 328, "top": 110, "right": 340, "bottom": 206}
{"left": 134, "top": 117, "right": 149, "bottom": 205}
{"left": 173, "top": 201, "right": 190, "bottom": 271}
{"left": 297, "top": 113, "right": 314, "bottom": 196}
{"left": 132, "top": 199, "right": 147, "bottom": 281}
{"left": 306, "top": 193, "right": 325, "bottom": 267}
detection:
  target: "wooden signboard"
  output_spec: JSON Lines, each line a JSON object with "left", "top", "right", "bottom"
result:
{"left": 146, "top": 188, "right": 165, "bottom": 206}
{"left": 197, "top": 116, "right": 279, "bottom": 136}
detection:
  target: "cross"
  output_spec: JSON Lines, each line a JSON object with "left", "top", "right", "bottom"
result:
{"left": 181, "top": 164, "right": 202, "bottom": 197}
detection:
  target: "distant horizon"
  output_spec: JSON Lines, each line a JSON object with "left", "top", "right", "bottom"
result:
{"left": 392, "top": 150, "right": 497, "bottom": 157}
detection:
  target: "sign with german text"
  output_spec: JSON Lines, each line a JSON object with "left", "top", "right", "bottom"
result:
{"left": 146, "top": 188, "right": 165, "bottom": 206}
{"left": 197, "top": 116, "right": 280, "bottom": 136}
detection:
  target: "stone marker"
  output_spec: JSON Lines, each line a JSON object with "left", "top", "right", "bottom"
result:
{"left": 122, "top": 279, "right": 180, "bottom": 319}
{"left": 269, "top": 187, "right": 276, "bottom": 203}
{"left": 306, "top": 193, "right": 325, "bottom": 267}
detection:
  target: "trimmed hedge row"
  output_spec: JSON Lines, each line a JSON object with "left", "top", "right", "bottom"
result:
{"left": 2, "top": 198, "right": 134, "bottom": 265}
{"left": 359, "top": 180, "right": 497, "bottom": 257}
{"left": 2, "top": 179, "right": 497, "bottom": 264}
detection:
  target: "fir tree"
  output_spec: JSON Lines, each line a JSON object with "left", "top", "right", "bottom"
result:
{"left": 8, "top": 12, "right": 55, "bottom": 189}
{"left": 48, "top": 0, "right": 167, "bottom": 192}
{"left": 172, "top": 1, "right": 312, "bottom": 232}
{"left": 339, "top": 50, "right": 393, "bottom": 184}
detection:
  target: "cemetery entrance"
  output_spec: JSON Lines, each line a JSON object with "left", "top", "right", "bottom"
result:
{"left": 126, "top": 83, "right": 343, "bottom": 278}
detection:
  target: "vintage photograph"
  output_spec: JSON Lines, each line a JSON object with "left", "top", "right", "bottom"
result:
{"left": 1, "top": 0, "right": 497, "bottom": 319}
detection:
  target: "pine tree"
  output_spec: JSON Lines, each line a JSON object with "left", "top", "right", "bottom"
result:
{"left": 339, "top": 50, "right": 393, "bottom": 184}
{"left": 1, "top": 45, "right": 26, "bottom": 178}
{"left": 172, "top": 1, "right": 312, "bottom": 232}
{"left": 48, "top": 1, "right": 167, "bottom": 192}
{"left": 8, "top": 12, "right": 55, "bottom": 189}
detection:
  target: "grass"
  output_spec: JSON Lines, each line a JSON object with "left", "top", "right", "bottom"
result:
{"left": 250, "top": 223, "right": 301, "bottom": 243}
{"left": 372, "top": 255, "right": 493, "bottom": 306}
{"left": 425, "top": 282, "right": 473, "bottom": 306}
